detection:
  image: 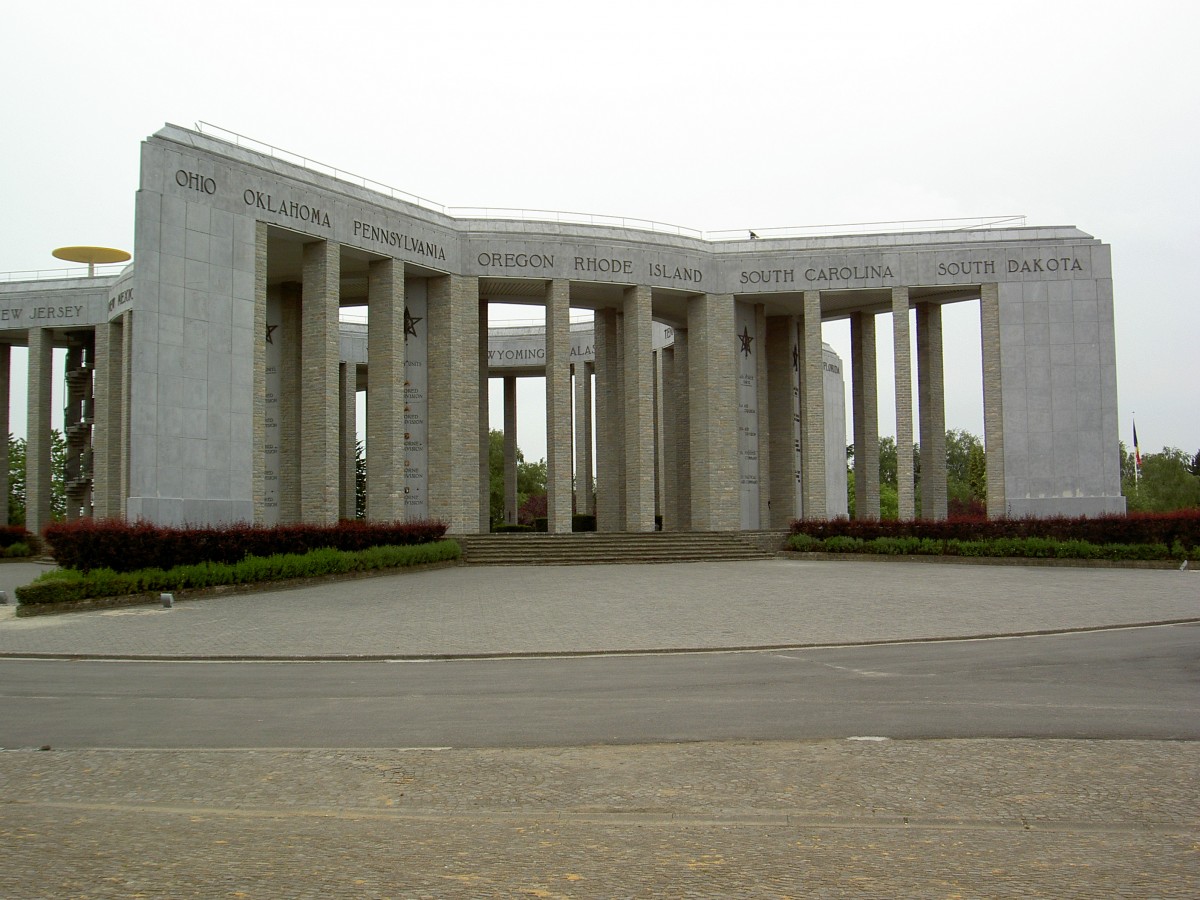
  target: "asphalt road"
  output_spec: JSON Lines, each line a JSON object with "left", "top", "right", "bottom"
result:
{"left": 3, "top": 622, "right": 1196, "bottom": 749}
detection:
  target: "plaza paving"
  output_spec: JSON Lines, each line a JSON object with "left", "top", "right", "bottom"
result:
{"left": 1, "top": 558, "right": 1197, "bottom": 896}
{"left": 1, "top": 557, "right": 1197, "bottom": 659}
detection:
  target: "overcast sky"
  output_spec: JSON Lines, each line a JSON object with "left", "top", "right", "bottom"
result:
{"left": 4, "top": 0, "right": 1197, "bottom": 464}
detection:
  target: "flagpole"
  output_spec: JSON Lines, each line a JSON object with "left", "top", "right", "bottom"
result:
{"left": 1132, "top": 413, "right": 1140, "bottom": 487}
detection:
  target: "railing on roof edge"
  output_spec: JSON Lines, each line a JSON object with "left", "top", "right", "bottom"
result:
{"left": 198, "top": 124, "right": 1025, "bottom": 242}
{"left": 0, "top": 264, "right": 128, "bottom": 283}
{"left": 705, "top": 215, "right": 1027, "bottom": 242}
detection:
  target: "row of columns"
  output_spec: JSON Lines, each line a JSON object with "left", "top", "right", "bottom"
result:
{"left": 461, "top": 284, "right": 970, "bottom": 533}
{"left": 259, "top": 242, "right": 484, "bottom": 532}
{"left": 259, "top": 253, "right": 870, "bottom": 534}
{"left": 0, "top": 313, "right": 129, "bottom": 534}
{"left": 2, "top": 246, "right": 996, "bottom": 536}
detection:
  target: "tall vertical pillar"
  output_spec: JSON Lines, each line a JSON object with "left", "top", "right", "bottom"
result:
{"left": 766, "top": 315, "right": 797, "bottom": 528}
{"left": 503, "top": 376, "right": 517, "bottom": 525}
{"left": 365, "top": 259, "right": 405, "bottom": 521}
{"left": 253, "top": 222, "right": 269, "bottom": 525}
{"left": 478, "top": 298, "right": 490, "bottom": 533}
{"left": 546, "top": 279, "right": 573, "bottom": 533}
{"left": 660, "top": 347, "right": 678, "bottom": 530}
{"left": 339, "top": 363, "right": 357, "bottom": 520}
{"left": 687, "top": 294, "right": 738, "bottom": 530}
{"left": 672, "top": 330, "right": 691, "bottom": 530}
{"left": 573, "top": 362, "right": 593, "bottom": 516}
{"left": 278, "top": 283, "right": 303, "bottom": 523}
{"left": 980, "top": 283, "right": 1006, "bottom": 518}
{"left": 802, "top": 291, "right": 826, "bottom": 520}
{"left": 119, "top": 312, "right": 132, "bottom": 517}
{"left": 0, "top": 344, "right": 9, "bottom": 526}
{"left": 917, "top": 303, "right": 947, "bottom": 520}
{"left": 892, "top": 286, "right": 915, "bottom": 520}
{"left": 426, "top": 274, "right": 480, "bottom": 534}
{"left": 623, "top": 286, "right": 655, "bottom": 532}
{"left": 754, "top": 305, "right": 771, "bottom": 525}
{"left": 26, "top": 327, "right": 54, "bottom": 534}
{"left": 301, "top": 240, "right": 340, "bottom": 524}
{"left": 593, "top": 307, "right": 620, "bottom": 532}
{"left": 657, "top": 348, "right": 667, "bottom": 525}
{"left": 850, "top": 311, "right": 881, "bottom": 520}
{"left": 93, "top": 323, "right": 120, "bottom": 519}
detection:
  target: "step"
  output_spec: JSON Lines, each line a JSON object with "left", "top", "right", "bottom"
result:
{"left": 457, "top": 531, "right": 786, "bottom": 565}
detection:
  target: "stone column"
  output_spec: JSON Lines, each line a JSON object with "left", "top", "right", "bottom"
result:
{"left": 503, "top": 376, "right": 517, "bottom": 525}
{"left": 802, "top": 292, "right": 826, "bottom": 520}
{"left": 0, "top": 344, "right": 9, "bottom": 525}
{"left": 119, "top": 312, "right": 132, "bottom": 517}
{"left": 754, "top": 305, "right": 771, "bottom": 526}
{"left": 92, "top": 321, "right": 126, "bottom": 520}
{"left": 426, "top": 274, "right": 480, "bottom": 534}
{"left": 365, "top": 258, "right": 405, "bottom": 522}
{"left": 980, "top": 283, "right": 1006, "bottom": 518}
{"left": 339, "top": 363, "right": 357, "bottom": 520}
{"left": 671, "top": 330, "right": 691, "bottom": 530}
{"left": 687, "top": 294, "right": 738, "bottom": 531}
{"left": 892, "top": 286, "right": 916, "bottom": 520}
{"left": 478, "top": 298, "right": 490, "bottom": 532}
{"left": 545, "top": 279, "right": 573, "bottom": 533}
{"left": 850, "top": 311, "right": 881, "bottom": 520}
{"left": 301, "top": 240, "right": 340, "bottom": 525}
{"left": 623, "top": 286, "right": 655, "bottom": 532}
{"left": 765, "top": 315, "right": 797, "bottom": 528}
{"left": 26, "top": 327, "right": 54, "bottom": 534}
{"left": 573, "top": 362, "right": 594, "bottom": 516}
{"left": 660, "top": 347, "right": 677, "bottom": 530}
{"left": 657, "top": 348, "right": 667, "bottom": 525}
{"left": 917, "top": 303, "right": 947, "bottom": 520}
{"left": 253, "top": 222, "right": 269, "bottom": 525}
{"left": 278, "top": 282, "right": 302, "bottom": 524}
{"left": 593, "top": 307, "right": 620, "bottom": 532}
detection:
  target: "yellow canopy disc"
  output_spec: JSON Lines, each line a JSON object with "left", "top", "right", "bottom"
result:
{"left": 52, "top": 246, "right": 132, "bottom": 265}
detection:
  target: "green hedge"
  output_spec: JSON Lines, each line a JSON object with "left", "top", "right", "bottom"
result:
{"left": 16, "top": 540, "right": 461, "bottom": 608}
{"left": 788, "top": 533, "right": 1189, "bottom": 562}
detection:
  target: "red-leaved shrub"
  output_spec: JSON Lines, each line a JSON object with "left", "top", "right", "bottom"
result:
{"left": 790, "top": 510, "right": 1200, "bottom": 550}
{"left": 44, "top": 519, "right": 449, "bottom": 572}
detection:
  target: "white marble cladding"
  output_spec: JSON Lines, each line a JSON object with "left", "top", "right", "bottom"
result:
{"left": 125, "top": 178, "right": 259, "bottom": 526}
{"left": 996, "top": 278, "right": 1122, "bottom": 515}
{"left": 146, "top": 126, "right": 1108, "bottom": 296}
{"left": 83, "top": 125, "right": 1123, "bottom": 525}
{"left": 822, "top": 345, "right": 849, "bottom": 518}
{"left": 145, "top": 129, "right": 461, "bottom": 273}
{"left": 0, "top": 278, "right": 112, "bottom": 331}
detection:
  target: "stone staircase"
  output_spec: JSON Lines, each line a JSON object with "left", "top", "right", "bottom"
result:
{"left": 456, "top": 531, "right": 788, "bottom": 565}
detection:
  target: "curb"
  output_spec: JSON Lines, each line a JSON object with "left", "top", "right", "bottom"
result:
{"left": 3, "top": 618, "right": 1197, "bottom": 664}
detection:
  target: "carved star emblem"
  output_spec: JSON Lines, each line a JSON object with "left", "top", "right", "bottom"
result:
{"left": 738, "top": 326, "right": 754, "bottom": 358}
{"left": 265, "top": 323, "right": 278, "bottom": 345}
{"left": 792, "top": 344, "right": 799, "bottom": 371}
{"left": 404, "top": 306, "right": 422, "bottom": 339}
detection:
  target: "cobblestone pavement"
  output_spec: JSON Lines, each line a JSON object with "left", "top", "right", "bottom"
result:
{"left": 1, "top": 739, "right": 1196, "bottom": 898}
{"left": 1, "top": 558, "right": 1197, "bottom": 659}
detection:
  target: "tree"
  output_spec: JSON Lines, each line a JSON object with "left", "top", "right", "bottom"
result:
{"left": 1122, "top": 444, "right": 1200, "bottom": 512}
{"left": 848, "top": 430, "right": 987, "bottom": 519}
{"left": 7, "top": 430, "right": 67, "bottom": 526}
{"left": 945, "top": 429, "right": 986, "bottom": 517}
{"left": 487, "top": 429, "right": 547, "bottom": 526}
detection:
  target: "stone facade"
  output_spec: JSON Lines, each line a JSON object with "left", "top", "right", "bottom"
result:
{"left": 0, "top": 123, "right": 1126, "bottom": 535}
